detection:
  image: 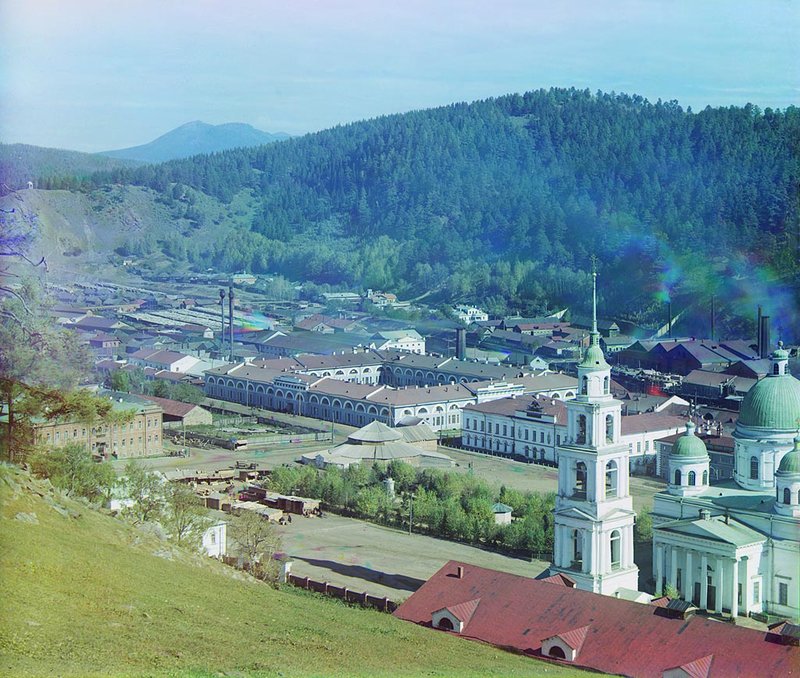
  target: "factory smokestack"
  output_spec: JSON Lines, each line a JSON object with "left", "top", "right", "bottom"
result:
{"left": 219, "top": 288, "right": 226, "bottom": 356}
{"left": 710, "top": 296, "right": 715, "bottom": 342}
{"left": 760, "top": 315, "right": 771, "bottom": 359}
{"left": 757, "top": 305, "right": 762, "bottom": 356}
{"left": 228, "top": 285, "right": 235, "bottom": 361}
{"left": 456, "top": 328, "right": 467, "bottom": 360}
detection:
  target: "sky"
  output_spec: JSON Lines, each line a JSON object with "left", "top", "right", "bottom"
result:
{"left": 0, "top": 0, "right": 798, "bottom": 152}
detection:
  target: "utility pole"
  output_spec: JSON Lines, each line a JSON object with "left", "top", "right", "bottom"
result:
{"left": 408, "top": 492, "right": 415, "bottom": 535}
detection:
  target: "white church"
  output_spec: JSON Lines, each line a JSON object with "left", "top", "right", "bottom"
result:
{"left": 549, "top": 270, "right": 639, "bottom": 595}
{"left": 549, "top": 275, "right": 800, "bottom": 623}
{"left": 651, "top": 341, "right": 800, "bottom": 621}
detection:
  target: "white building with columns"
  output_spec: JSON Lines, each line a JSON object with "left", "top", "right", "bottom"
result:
{"left": 549, "top": 272, "right": 639, "bottom": 595}
{"left": 652, "top": 343, "right": 800, "bottom": 622}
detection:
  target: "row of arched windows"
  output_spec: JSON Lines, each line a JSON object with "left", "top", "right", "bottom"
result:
{"left": 673, "top": 469, "right": 708, "bottom": 486}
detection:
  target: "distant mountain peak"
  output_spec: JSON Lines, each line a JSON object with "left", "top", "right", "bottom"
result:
{"left": 99, "top": 122, "right": 290, "bottom": 163}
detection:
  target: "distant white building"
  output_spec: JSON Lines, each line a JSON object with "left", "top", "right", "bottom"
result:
{"left": 371, "top": 330, "right": 425, "bottom": 354}
{"left": 453, "top": 304, "right": 488, "bottom": 324}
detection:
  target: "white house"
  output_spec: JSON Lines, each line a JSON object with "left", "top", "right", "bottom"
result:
{"left": 202, "top": 521, "right": 227, "bottom": 558}
{"left": 453, "top": 304, "right": 488, "bottom": 324}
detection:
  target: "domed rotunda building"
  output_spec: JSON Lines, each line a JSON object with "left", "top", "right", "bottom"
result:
{"left": 652, "top": 343, "right": 800, "bottom": 623}
{"left": 733, "top": 342, "right": 800, "bottom": 491}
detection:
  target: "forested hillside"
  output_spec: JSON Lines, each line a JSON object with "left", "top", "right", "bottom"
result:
{"left": 0, "top": 143, "right": 139, "bottom": 190}
{"left": 18, "top": 89, "right": 800, "bottom": 334}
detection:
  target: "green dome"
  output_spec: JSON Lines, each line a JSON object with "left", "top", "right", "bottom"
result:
{"left": 738, "top": 374, "right": 800, "bottom": 429}
{"left": 579, "top": 342, "right": 610, "bottom": 370}
{"left": 777, "top": 437, "right": 800, "bottom": 475}
{"left": 671, "top": 422, "right": 708, "bottom": 459}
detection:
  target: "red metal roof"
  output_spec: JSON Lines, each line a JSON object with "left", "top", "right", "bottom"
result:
{"left": 394, "top": 561, "right": 799, "bottom": 677}
{"left": 445, "top": 598, "right": 480, "bottom": 625}
{"left": 672, "top": 654, "right": 714, "bottom": 678}
{"left": 551, "top": 624, "right": 589, "bottom": 652}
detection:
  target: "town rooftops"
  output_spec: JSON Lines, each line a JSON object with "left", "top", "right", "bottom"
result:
{"left": 136, "top": 395, "right": 204, "bottom": 418}
{"left": 394, "top": 560, "right": 799, "bottom": 677}
{"left": 655, "top": 514, "right": 765, "bottom": 548}
{"left": 619, "top": 412, "right": 687, "bottom": 436}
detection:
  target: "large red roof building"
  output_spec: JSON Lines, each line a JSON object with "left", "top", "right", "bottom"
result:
{"left": 394, "top": 561, "right": 799, "bottom": 677}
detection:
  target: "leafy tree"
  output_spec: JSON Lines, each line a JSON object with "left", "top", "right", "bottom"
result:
{"left": 229, "top": 510, "right": 282, "bottom": 581}
{"left": 636, "top": 506, "right": 653, "bottom": 542}
{"left": 108, "top": 370, "right": 131, "bottom": 393}
{"left": 386, "top": 460, "right": 416, "bottom": 493}
{"left": 121, "top": 460, "right": 165, "bottom": 524}
{"left": 163, "top": 483, "right": 210, "bottom": 546}
{"left": 30, "top": 443, "right": 116, "bottom": 504}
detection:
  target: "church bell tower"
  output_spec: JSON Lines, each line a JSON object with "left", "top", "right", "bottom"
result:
{"left": 548, "top": 267, "right": 639, "bottom": 595}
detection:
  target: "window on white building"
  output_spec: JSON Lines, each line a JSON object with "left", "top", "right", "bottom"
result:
{"left": 750, "top": 457, "right": 759, "bottom": 480}
{"left": 779, "top": 582, "right": 788, "bottom": 606}
{"left": 753, "top": 581, "right": 760, "bottom": 604}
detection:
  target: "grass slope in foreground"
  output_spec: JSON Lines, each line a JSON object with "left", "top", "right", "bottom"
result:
{"left": 0, "top": 466, "right": 587, "bottom": 677}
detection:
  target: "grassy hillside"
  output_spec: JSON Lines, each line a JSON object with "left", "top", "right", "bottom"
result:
{"left": 0, "top": 465, "right": 585, "bottom": 677}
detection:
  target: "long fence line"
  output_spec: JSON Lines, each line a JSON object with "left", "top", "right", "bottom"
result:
{"left": 286, "top": 573, "right": 398, "bottom": 613}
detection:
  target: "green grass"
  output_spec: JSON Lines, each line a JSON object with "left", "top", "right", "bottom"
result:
{"left": 0, "top": 465, "right": 589, "bottom": 677}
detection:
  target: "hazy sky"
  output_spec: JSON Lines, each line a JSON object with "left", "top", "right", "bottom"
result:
{"left": 1, "top": 0, "right": 797, "bottom": 152}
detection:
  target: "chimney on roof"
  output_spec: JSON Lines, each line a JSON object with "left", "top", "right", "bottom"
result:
{"left": 457, "top": 565, "right": 464, "bottom": 579}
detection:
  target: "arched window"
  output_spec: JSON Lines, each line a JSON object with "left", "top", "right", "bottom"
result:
{"left": 610, "top": 530, "right": 621, "bottom": 568}
{"left": 572, "top": 529, "right": 583, "bottom": 567}
{"left": 674, "top": 469, "right": 682, "bottom": 486}
{"left": 784, "top": 488, "right": 791, "bottom": 505}
{"left": 582, "top": 376, "right": 588, "bottom": 395}
{"left": 437, "top": 617, "right": 454, "bottom": 631}
{"left": 702, "top": 470, "right": 708, "bottom": 485}
{"left": 549, "top": 646, "right": 566, "bottom": 659}
{"left": 750, "top": 456, "right": 759, "bottom": 480}
{"left": 605, "top": 460, "right": 618, "bottom": 498}
{"left": 575, "top": 462, "right": 587, "bottom": 498}
{"left": 688, "top": 471, "right": 696, "bottom": 486}
{"left": 605, "top": 414, "right": 614, "bottom": 443}
{"left": 577, "top": 415, "right": 587, "bottom": 445}
{"left": 603, "top": 376, "right": 609, "bottom": 394}
{"left": 774, "top": 363, "right": 780, "bottom": 375}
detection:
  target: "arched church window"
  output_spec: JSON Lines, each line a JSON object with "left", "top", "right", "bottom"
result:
{"left": 688, "top": 471, "right": 696, "bottom": 486}
{"left": 603, "top": 376, "right": 609, "bottom": 394}
{"left": 750, "top": 456, "right": 759, "bottom": 480}
{"left": 610, "top": 530, "right": 621, "bottom": 569}
{"left": 575, "top": 462, "right": 587, "bottom": 498}
{"left": 577, "top": 415, "right": 587, "bottom": 445}
{"left": 582, "top": 376, "right": 588, "bottom": 395}
{"left": 674, "top": 469, "right": 682, "bottom": 486}
{"left": 605, "top": 414, "right": 614, "bottom": 443}
{"left": 774, "top": 363, "right": 780, "bottom": 375}
{"left": 437, "top": 617, "right": 454, "bottom": 631}
{"left": 702, "top": 470, "right": 708, "bottom": 485}
{"left": 572, "top": 529, "right": 583, "bottom": 568}
{"left": 605, "top": 460, "right": 618, "bottom": 498}
{"left": 784, "top": 488, "right": 791, "bottom": 505}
